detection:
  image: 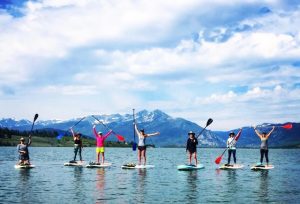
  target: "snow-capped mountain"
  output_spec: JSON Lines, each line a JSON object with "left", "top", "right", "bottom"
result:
{"left": 0, "top": 110, "right": 299, "bottom": 147}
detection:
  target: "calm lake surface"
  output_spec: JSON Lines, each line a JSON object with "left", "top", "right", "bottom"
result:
{"left": 0, "top": 147, "right": 300, "bottom": 203}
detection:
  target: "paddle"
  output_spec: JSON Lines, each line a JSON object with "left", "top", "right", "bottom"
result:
{"left": 132, "top": 109, "right": 137, "bottom": 151}
{"left": 30, "top": 113, "right": 39, "bottom": 133}
{"left": 282, "top": 123, "right": 292, "bottom": 129}
{"left": 196, "top": 118, "right": 213, "bottom": 139}
{"left": 91, "top": 115, "right": 125, "bottom": 142}
{"left": 70, "top": 116, "right": 86, "bottom": 129}
{"left": 215, "top": 129, "right": 242, "bottom": 165}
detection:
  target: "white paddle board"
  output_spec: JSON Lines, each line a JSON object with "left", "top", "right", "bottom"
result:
{"left": 14, "top": 164, "right": 35, "bottom": 169}
{"left": 177, "top": 164, "right": 205, "bottom": 171}
{"left": 219, "top": 164, "right": 244, "bottom": 170}
{"left": 86, "top": 162, "right": 112, "bottom": 168}
{"left": 251, "top": 164, "right": 274, "bottom": 170}
{"left": 121, "top": 164, "right": 155, "bottom": 169}
{"left": 64, "top": 161, "right": 84, "bottom": 167}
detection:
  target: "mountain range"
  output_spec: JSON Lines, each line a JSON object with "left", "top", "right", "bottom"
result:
{"left": 0, "top": 109, "right": 299, "bottom": 148}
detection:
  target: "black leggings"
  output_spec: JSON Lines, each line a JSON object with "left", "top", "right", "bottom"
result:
{"left": 228, "top": 149, "right": 236, "bottom": 164}
{"left": 260, "top": 149, "right": 269, "bottom": 163}
{"left": 74, "top": 146, "right": 82, "bottom": 161}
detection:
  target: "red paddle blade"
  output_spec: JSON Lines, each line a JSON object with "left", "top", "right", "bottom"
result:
{"left": 215, "top": 156, "right": 222, "bottom": 164}
{"left": 282, "top": 123, "right": 292, "bottom": 129}
{"left": 116, "top": 134, "right": 125, "bottom": 142}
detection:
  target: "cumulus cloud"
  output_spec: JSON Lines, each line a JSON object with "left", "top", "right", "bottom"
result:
{"left": 0, "top": 0, "right": 300, "bottom": 129}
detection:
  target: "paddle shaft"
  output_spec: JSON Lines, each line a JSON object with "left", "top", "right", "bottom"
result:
{"left": 92, "top": 115, "right": 112, "bottom": 132}
{"left": 30, "top": 114, "right": 39, "bottom": 134}
{"left": 70, "top": 116, "right": 86, "bottom": 129}
{"left": 196, "top": 125, "right": 208, "bottom": 139}
{"left": 133, "top": 109, "right": 136, "bottom": 143}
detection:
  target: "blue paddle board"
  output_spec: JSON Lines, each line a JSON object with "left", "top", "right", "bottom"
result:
{"left": 177, "top": 164, "right": 204, "bottom": 171}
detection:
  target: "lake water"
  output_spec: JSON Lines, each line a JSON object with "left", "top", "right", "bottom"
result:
{"left": 0, "top": 147, "right": 300, "bottom": 203}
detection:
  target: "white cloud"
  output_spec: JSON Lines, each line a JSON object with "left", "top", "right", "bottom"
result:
{"left": 1, "top": 0, "right": 300, "bottom": 129}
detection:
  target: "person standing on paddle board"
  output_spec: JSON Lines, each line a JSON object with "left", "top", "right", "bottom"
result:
{"left": 186, "top": 131, "right": 198, "bottom": 165}
{"left": 17, "top": 136, "right": 32, "bottom": 165}
{"left": 134, "top": 123, "right": 160, "bottom": 165}
{"left": 93, "top": 124, "right": 112, "bottom": 164}
{"left": 253, "top": 126, "right": 275, "bottom": 166}
{"left": 225, "top": 129, "right": 242, "bottom": 166}
{"left": 70, "top": 128, "right": 83, "bottom": 162}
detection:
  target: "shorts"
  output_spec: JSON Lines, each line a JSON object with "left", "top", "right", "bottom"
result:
{"left": 138, "top": 146, "right": 146, "bottom": 151}
{"left": 96, "top": 147, "right": 105, "bottom": 153}
{"left": 187, "top": 149, "right": 197, "bottom": 154}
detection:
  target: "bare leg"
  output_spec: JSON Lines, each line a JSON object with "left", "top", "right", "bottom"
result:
{"left": 194, "top": 153, "right": 198, "bottom": 165}
{"left": 138, "top": 149, "right": 141, "bottom": 165}
{"left": 189, "top": 152, "right": 192, "bottom": 165}
{"left": 143, "top": 149, "right": 146, "bottom": 165}
{"left": 102, "top": 152, "right": 105, "bottom": 164}
{"left": 97, "top": 152, "right": 100, "bottom": 163}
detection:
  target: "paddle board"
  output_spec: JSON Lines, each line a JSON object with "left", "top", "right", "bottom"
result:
{"left": 86, "top": 162, "right": 112, "bottom": 168}
{"left": 251, "top": 164, "right": 274, "bottom": 170}
{"left": 219, "top": 164, "right": 244, "bottom": 170}
{"left": 177, "top": 164, "right": 205, "bottom": 171}
{"left": 14, "top": 164, "right": 35, "bottom": 169}
{"left": 121, "top": 164, "right": 155, "bottom": 169}
{"left": 64, "top": 161, "right": 84, "bottom": 167}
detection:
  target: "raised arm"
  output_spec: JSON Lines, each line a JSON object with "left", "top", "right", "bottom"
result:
{"left": 93, "top": 125, "right": 98, "bottom": 138}
{"left": 253, "top": 127, "right": 263, "bottom": 139}
{"left": 134, "top": 123, "right": 143, "bottom": 139}
{"left": 234, "top": 128, "right": 242, "bottom": 141}
{"left": 70, "top": 128, "right": 75, "bottom": 139}
{"left": 27, "top": 135, "right": 32, "bottom": 146}
{"left": 266, "top": 126, "right": 275, "bottom": 138}
{"left": 146, "top": 132, "right": 160, "bottom": 137}
{"left": 103, "top": 130, "right": 113, "bottom": 140}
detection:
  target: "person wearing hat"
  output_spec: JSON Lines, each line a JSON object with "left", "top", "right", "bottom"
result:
{"left": 92, "top": 124, "right": 113, "bottom": 164}
{"left": 134, "top": 123, "right": 160, "bottom": 165}
{"left": 226, "top": 129, "right": 242, "bottom": 166}
{"left": 186, "top": 131, "right": 198, "bottom": 165}
{"left": 17, "top": 135, "right": 32, "bottom": 165}
{"left": 70, "top": 128, "right": 83, "bottom": 162}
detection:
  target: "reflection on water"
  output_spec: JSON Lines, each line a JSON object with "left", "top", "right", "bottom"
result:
{"left": 258, "top": 171, "right": 270, "bottom": 202}
{"left": 185, "top": 171, "right": 199, "bottom": 202}
{"left": 18, "top": 170, "right": 31, "bottom": 203}
{"left": 95, "top": 168, "right": 106, "bottom": 203}
{"left": 225, "top": 170, "right": 238, "bottom": 197}
{"left": 72, "top": 167, "right": 85, "bottom": 202}
{"left": 136, "top": 169, "right": 147, "bottom": 203}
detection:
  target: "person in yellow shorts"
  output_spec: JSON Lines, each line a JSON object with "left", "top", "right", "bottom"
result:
{"left": 93, "top": 125, "right": 112, "bottom": 164}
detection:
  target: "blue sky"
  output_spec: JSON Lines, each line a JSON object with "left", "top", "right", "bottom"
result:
{"left": 0, "top": 0, "right": 300, "bottom": 130}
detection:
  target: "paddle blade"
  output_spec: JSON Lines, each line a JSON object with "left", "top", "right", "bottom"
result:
{"left": 56, "top": 133, "right": 64, "bottom": 140}
{"left": 282, "top": 123, "right": 292, "bottom": 129}
{"left": 116, "top": 134, "right": 125, "bottom": 142}
{"left": 206, "top": 118, "right": 213, "bottom": 127}
{"left": 132, "top": 142, "right": 137, "bottom": 151}
{"left": 215, "top": 156, "right": 222, "bottom": 164}
{"left": 33, "top": 113, "right": 39, "bottom": 122}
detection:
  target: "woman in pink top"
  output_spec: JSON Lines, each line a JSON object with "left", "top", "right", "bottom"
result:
{"left": 93, "top": 125, "right": 112, "bottom": 164}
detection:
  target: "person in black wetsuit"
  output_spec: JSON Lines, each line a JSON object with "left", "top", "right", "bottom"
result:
{"left": 70, "top": 128, "right": 83, "bottom": 162}
{"left": 186, "top": 131, "right": 198, "bottom": 165}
